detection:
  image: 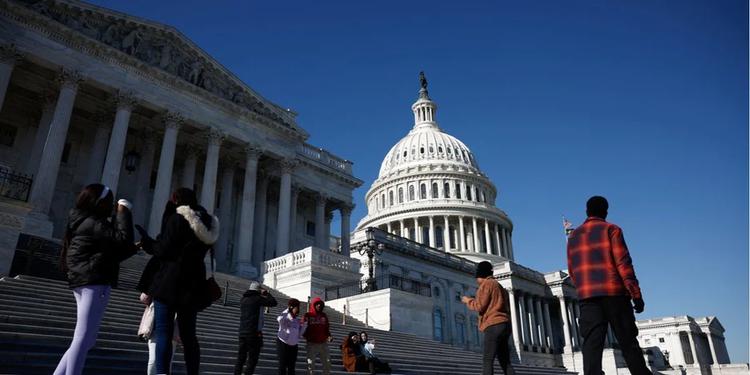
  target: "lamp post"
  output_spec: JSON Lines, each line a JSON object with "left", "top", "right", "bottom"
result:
{"left": 124, "top": 149, "right": 140, "bottom": 174}
{"left": 356, "top": 228, "right": 385, "bottom": 292}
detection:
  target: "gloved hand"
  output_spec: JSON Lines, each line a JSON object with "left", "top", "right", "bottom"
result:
{"left": 633, "top": 298, "right": 645, "bottom": 313}
{"left": 117, "top": 199, "right": 133, "bottom": 211}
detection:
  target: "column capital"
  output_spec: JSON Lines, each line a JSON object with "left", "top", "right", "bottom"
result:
{"left": 183, "top": 143, "right": 201, "bottom": 158}
{"left": 0, "top": 43, "right": 23, "bottom": 64}
{"left": 220, "top": 155, "right": 239, "bottom": 169}
{"left": 37, "top": 87, "right": 58, "bottom": 109}
{"left": 162, "top": 111, "right": 184, "bottom": 130}
{"left": 204, "top": 127, "right": 225, "bottom": 146}
{"left": 114, "top": 90, "right": 138, "bottom": 111}
{"left": 56, "top": 68, "right": 83, "bottom": 89}
{"left": 279, "top": 158, "right": 299, "bottom": 173}
{"left": 244, "top": 144, "right": 263, "bottom": 160}
{"left": 340, "top": 204, "right": 354, "bottom": 216}
{"left": 325, "top": 211, "right": 334, "bottom": 223}
{"left": 315, "top": 192, "right": 329, "bottom": 205}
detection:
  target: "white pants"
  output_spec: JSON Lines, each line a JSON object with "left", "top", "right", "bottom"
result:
{"left": 147, "top": 337, "right": 177, "bottom": 374}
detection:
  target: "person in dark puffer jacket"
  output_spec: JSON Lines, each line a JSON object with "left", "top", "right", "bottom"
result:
{"left": 235, "top": 281, "right": 277, "bottom": 375}
{"left": 54, "top": 183, "right": 135, "bottom": 375}
{"left": 140, "top": 188, "right": 219, "bottom": 375}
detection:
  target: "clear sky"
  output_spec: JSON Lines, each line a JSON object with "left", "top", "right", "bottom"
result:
{"left": 88, "top": 0, "right": 749, "bottom": 363}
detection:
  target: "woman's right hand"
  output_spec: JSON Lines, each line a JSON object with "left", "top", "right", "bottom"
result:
{"left": 139, "top": 292, "right": 152, "bottom": 305}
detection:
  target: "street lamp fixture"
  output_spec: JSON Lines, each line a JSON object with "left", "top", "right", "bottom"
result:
{"left": 357, "top": 228, "right": 385, "bottom": 292}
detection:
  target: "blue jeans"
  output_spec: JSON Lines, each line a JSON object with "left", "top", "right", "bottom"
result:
{"left": 153, "top": 301, "right": 199, "bottom": 374}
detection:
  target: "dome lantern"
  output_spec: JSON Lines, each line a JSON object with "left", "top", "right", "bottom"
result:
{"left": 412, "top": 71, "right": 439, "bottom": 130}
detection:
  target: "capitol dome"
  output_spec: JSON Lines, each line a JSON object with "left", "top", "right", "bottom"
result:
{"left": 357, "top": 73, "right": 514, "bottom": 263}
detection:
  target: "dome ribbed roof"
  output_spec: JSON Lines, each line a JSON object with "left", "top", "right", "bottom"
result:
{"left": 378, "top": 127, "right": 479, "bottom": 178}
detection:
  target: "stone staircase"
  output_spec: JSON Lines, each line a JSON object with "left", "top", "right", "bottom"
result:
{"left": 0, "top": 255, "right": 577, "bottom": 374}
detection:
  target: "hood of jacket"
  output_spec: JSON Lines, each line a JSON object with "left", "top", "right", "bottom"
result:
{"left": 308, "top": 297, "right": 325, "bottom": 315}
{"left": 176, "top": 205, "right": 220, "bottom": 245}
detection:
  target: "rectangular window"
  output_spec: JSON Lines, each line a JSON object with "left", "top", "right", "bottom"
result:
{"left": 306, "top": 221, "right": 316, "bottom": 236}
{"left": 455, "top": 183, "right": 461, "bottom": 199}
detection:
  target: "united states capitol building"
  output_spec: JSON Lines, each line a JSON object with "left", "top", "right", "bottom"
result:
{"left": 0, "top": 1, "right": 746, "bottom": 374}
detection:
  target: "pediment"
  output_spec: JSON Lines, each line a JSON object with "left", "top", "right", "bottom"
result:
{"left": 16, "top": 0, "right": 305, "bottom": 135}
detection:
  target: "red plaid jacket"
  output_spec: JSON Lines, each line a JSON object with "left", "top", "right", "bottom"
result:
{"left": 566, "top": 217, "right": 642, "bottom": 300}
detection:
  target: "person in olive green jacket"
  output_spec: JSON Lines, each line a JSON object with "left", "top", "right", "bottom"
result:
{"left": 462, "top": 261, "right": 515, "bottom": 375}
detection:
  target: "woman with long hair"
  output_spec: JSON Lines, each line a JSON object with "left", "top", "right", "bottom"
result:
{"left": 54, "top": 183, "right": 135, "bottom": 375}
{"left": 141, "top": 188, "right": 219, "bottom": 375}
{"left": 277, "top": 298, "right": 306, "bottom": 375}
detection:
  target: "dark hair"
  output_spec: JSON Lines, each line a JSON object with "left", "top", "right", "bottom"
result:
{"left": 347, "top": 331, "right": 359, "bottom": 346}
{"left": 475, "top": 261, "right": 493, "bottom": 278}
{"left": 586, "top": 196, "right": 609, "bottom": 218}
{"left": 160, "top": 200, "right": 177, "bottom": 234}
{"left": 288, "top": 298, "right": 300, "bottom": 309}
{"left": 171, "top": 187, "right": 197, "bottom": 207}
{"left": 360, "top": 331, "right": 369, "bottom": 342}
{"left": 60, "top": 184, "right": 114, "bottom": 272}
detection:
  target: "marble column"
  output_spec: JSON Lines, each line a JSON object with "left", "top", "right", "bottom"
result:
{"left": 428, "top": 216, "right": 436, "bottom": 248}
{"left": 501, "top": 228, "right": 509, "bottom": 257}
{"left": 527, "top": 294, "right": 539, "bottom": 347}
{"left": 413, "top": 217, "right": 420, "bottom": 243}
{"left": 484, "top": 219, "right": 492, "bottom": 254}
{"left": 199, "top": 128, "right": 224, "bottom": 213}
{"left": 508, "top": 230, "right": 515, "bottom": 259}
{"left": 26, "top": 92, "right": 56, "bottom": 176}
{"left": 133, "top": 130, "right": 156, "bottom": 228}
{"left": 340, "top": 205, "right": 352, "bottom": 254}
{"left": 100, "top": 91, "right": 136, "bottom": 194}
{"left": 399, "top": 219, "right": 406, "bottom": 239}
{"left": 568, "top": 301, "right": 580, "bottom": 348}
{"left": 518, "top": 293, "right": 530, "bottom": 346}
{"left": 494, "top": 224, "right": 503, "bottom": 257}
{"left": 472, "top": 217, "right": 480, "bottom": 252}
{"left": 289, "top": 185, "right": 300, "bottom": 252}
{"left": 252, "top": 174, "right": 269, "bottom": 266}
{"left": 29, "top": 69, "right": 82, "bottom": 215}
{"left": 558, "top": 296, "right": 573, "bottom": 353}
{"left": 324, "top": 212, "right": 333, "bottom": 250}
{"left": 443, "top": 216, "right": 450, "bottom": 251}
{"left": 216, "top": 158, "right": 235, "bottom": 269}
{"left": 237, "top": 146, "right": 261, "bottom": 277}
{"left": 83, "top": 113, "right": 111, "bottom": 184}
{"left": 315, "top": 193, "right": 327, "bottom": 248}
{"left": 0, "top": 44, "right": 22, "bottom": 111}
{"left": 386, "top": 221, "right": 393, "bottom": 234}
{"left": 508, "top": 289, "right": 522, "bottom": 355}
{"left": 147, "top": 112, "right": 183, "bottom": 235}
{"left": 180, "top": 145, "right": 198, "bottom": 190}
{"left": 459, "top": 216, "right": 466, "bottom": 251}
{"left": 543, "top": 300, "right": 553, "bottom": 350}
{"left": 535, "top": 297, "right": 546, "bottom": 349}
{"left": 706, "top": 332, "right": 719, "bottom": 365}
{"left": 687, "top": 331, "right": 698, "bottom": 365}
{"left": 275, "top": 159, "right": 296, "bottom": 256}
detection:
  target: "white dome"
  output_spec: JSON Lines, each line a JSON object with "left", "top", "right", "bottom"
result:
{"left": 378, "top": 126, "right": 480, "bottom": 178}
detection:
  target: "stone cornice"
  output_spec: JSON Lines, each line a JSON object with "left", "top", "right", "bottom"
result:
{"left": 295, "top": 156, "right": 363, "bottom": 188}
{"left": 0, "top": 0, "right": 307, "bottom": 142}
{"left": 358, "top": 201, "right": 512, "bottom": 228}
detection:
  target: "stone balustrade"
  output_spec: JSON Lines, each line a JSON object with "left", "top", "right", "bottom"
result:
{"left": 298, "top": 143, "right": 353, "bottom": 174}
{"left": 262, "top": 246, "right": 360, "bottom": 274}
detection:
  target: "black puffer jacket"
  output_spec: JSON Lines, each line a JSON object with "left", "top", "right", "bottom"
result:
{"left": 64, "top": 208, "right": 135, "bottom": 289}
{"left": 239, "top": 290, "right": 278, "bottom": 337}
{"left": 148, "top": 205, "right": 219, "bottom": 310}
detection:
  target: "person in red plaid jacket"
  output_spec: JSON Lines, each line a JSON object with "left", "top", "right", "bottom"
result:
{"left": 567, "top": 196, "right": 651, "bottom": 375}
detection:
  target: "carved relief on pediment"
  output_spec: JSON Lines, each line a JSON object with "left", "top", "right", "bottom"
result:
{"left": 19, "top": 0, "right": 289, "bottom": 127}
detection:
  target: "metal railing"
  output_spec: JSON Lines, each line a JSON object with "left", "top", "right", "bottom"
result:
{"left": 0, "top": 167, "right": 32, "bottom": 202}
{"left": 324, "top": 274, "right": 432, "bottom": 301}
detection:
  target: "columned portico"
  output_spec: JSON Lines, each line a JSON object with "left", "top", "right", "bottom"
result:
{"left": 100, "top": 90, "right": 136, "bottom": 194}
{"left": 199, "top": 128, "right": 224, "bottom": 213}
{"left": 0, "top": 44, "right": 22, "bottom": 111}
{"left": 237, "top": 146, "right": 261, "bottom": 277}
{"left": 147, "top": 112, "right": 182, "bottom": 235}
{"left": 29, "top": 69, "right": 82, "bottom": 215}
{"left": 275, "top": 159, "right": 296, "bottom": 256}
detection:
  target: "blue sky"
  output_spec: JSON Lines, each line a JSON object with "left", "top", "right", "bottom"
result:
{"left": 89, "top": 0, "right": 749, "bottom": 362}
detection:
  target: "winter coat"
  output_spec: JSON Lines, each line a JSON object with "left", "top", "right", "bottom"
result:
{"left": 239, "top": 290, "right": 278, "bottom": 337}
{"left": 147, "top": 205, "right": 219, "bottom": 310}
{"left": 63, "top": 207, "right": 134, "bottom": 289}
{"left": 277, "top": 309, "right": 306, "bottom": 346}
{"left": 302, "top": 297, "right": 332, "bottom": 343}
{"left": 340, "top": 338, "right": 366, "bottom": 372}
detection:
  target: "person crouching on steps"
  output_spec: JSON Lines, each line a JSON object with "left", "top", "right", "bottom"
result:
{"left": 303, "top": 297, "right": 333, "bottom": 375}
{"left": 236, "top": 281, "right": 277, "bottom": 375}
{"left": 277, "top": 298, "right": 306, "bottom": 375}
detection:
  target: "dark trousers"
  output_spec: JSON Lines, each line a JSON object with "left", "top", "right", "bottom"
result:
{"left": 483, "top": 322, "right": 515, "bottom": 375}
{"left": 276, "top": 338, "right": 298, "bottom": 375}
{"left": 235, "top": 335, "right": 263, "bottom": 375}
{"left": 579, "top": 296, "right": 652, "bottom": 375}
{"left": 154, "top": 300, "right": 200, "bottom": 375}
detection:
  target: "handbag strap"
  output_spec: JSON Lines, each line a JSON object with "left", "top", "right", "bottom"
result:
{"left": 208, "top": 246, "right": 215, "bottom": 277}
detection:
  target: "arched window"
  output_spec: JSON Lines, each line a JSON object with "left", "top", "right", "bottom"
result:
{"left": 409, "top": 185, "right": 415, "bottom": 201}
{"left": 429, "top": 146, "right": 434, "bottom": 153}
{"left": 455, "top": 314, "right": 466, "bottom": 345}
{"left": 444, "top": 182, "right": 450, "bottom": 198}
{"left": 381, "top": 193, "right": 386, "bottom": 208}
{"left": 389, "top": 191, "right": 394, "bottom": 206}
{"left": 398, "top": 187, "right": 404, "bottom": 203}
{"left": 466, "top": 186, "right": 472, "bottom": 201}
{"left": 438, "top": 146, "right": 443, "bottom": 153}
{"left": 433, "top": 309, "right": 444, "bottom": 342}
{"left": 403, "top": 151, "right": 407, "bottom": 157}
{"left": 420, "top": 184, "right": 427, "bottom": 199}
{"left": 432, "top": 183, "right": 438, "bottom": 198}
{"left": 436, "top": 226, "right": 444, "bottom": 248}
{"left": 447, "top": 147, "right": 452, "bottom": 154}
{"left": 422, "top": 227, "right": 430, "bottom": 245}
{"left": 420, "top": 147, "right": 425, "bottom": 154}
{"left": 455, "top": 183, "right": 462, "bottom": 199}
{"left": 448, "top": 226, "right": 456, "bottom": 249}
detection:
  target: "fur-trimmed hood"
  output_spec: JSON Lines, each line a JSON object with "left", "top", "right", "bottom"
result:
{"left": 176, "top": 205, "right": 220, "bottom": 245}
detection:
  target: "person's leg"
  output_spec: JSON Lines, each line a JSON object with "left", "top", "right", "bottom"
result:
{"left": 321, "top": 343, "right": 331, "bottom": 375}
{"left": 605, "top": 297, "right": 652, "bottom": 375}
{"left": 176, "top": 308, "right": 200, "bottom": 375}
{"left": 245, "top": 335, "right": 263, "bottom": 375}
{"left": 495, "top": 322, "right": 515, "bottom": 375}
{"left": 235, "top": 336, "right": 249, "bottom": 375}
{"left": 153, "top": 301, "right": 175, "bottom": 375}
{"left": 147, "top": 338, "right": 157, "bottom": 375}
{"left": 53, "top": 285, "right": 111, "bottom": 375}
{"left": 288, "top": 344, "right": 299, "bottom": 375}
{"left": 306, "top": 342, "right": 317, "bottom": 375}
{"left": 277, "top": 339, "right": 288, "bottom": 375}
{"left": 482, "top": 323, "right": 501, "bottom": 375}
{"left": 578, "top": 298, "right": 608, "bottom": 375}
